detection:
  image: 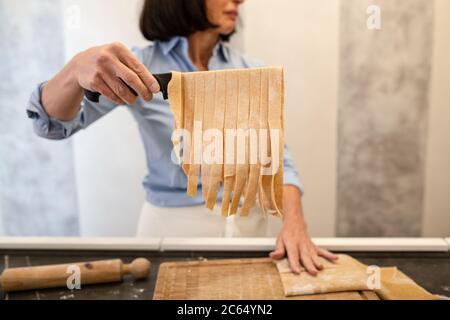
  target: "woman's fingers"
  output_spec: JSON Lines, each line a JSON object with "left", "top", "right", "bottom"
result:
{"left": 279, "top": 238, "right": 322, "bottom": 275}
{"left": 112, "top": 59, "right": 153, "bottom": 101}
{"left": 269, "top": 237, "right": 286, "bottom": 260}
{"left": 112, "top": 43, "right": 160, "bottom": 94}
{"left": 85, "top": 42, "right": 159, "bottom": 104}
{"left": 311, "top": 254, "right": 324, "bottom": 271}
{"left": 134, "top": 61, "right": 160, "bottom": 94}
{"left": 285, "top": 241, "right": 301, "bottom": 274}
{"left": 273, "top": 233, "right": 337, "bottom": 276}
{"left": 300, "top": 249, "right": 319, "bottom": 276}
{"left": 102, "top": 71, "right": 137, "bottom": 105}
{"left": 317, "top": 247, "right": 339, "bottom": 261}
{"left": 90, "top": 76, "right": 124, "bottom": 105}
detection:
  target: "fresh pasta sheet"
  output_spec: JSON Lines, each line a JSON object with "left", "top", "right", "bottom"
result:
{"left": 168, "top": 67, "right": 285, "bottom": 217}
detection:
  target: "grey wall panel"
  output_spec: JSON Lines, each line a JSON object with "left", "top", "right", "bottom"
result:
{"left": 0, "top": 0, "right": 79, "bottom": 236}
{"left": 337, "top": 0, "right": 433, "bottom": 236}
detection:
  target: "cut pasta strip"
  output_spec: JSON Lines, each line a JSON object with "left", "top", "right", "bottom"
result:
{"left": 205, "top": 72, "right": 226, "bottom": 210}
{"left": 167, "top": 67, "right": 285, "bottom": 217}
{"left": 258, "top": 68, "right": 275, "bottom": 215}
{"left": 187, "top": 73, "right": 205, "bottom": 197}
{"left": 168, "top": 72, "right": 184, "bottom": 164}
{"left": 229, "top": 71, "right": 251, "bottom": 215}
{"left": 267, "top": 67, "right": 284, "bottom": 216}
{"left": 221, "top": 70, "right": 239, "bottom": 216}
{"left": 181, "top": 73, "right": 195, "bottom": 179}
{"left": 240, "top": 69, "right": 262, "bottom": 216}
{"left": 201, "top": 72, "right": 216, "bottom": 200}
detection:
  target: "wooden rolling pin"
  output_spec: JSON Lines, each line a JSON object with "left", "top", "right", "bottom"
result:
{"left": 0, "top": 258, "right": 150, "bottom": 293}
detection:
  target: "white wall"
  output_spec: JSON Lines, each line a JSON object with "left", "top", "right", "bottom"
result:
{"left": 0, "top": 207, "right": 4, "bottom": 235}
{"left": 63, "top": 0, "right": 148, "bottom": 236}
{"left": 58, "top": 0, "right": 448, "bottom": 238}
{"left": 243, "top": 0, "right": 340, "bottom": 236}
{"left": 423, "top": 0, "right": 450, "bottom": 237}
{"left": 62, "top": 0, "right": 341, "bottom": 237}
{"left": 60, "top": 0, "right": 245, "bottom": 237}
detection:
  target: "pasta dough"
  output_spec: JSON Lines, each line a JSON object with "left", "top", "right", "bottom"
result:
{"left": 275, "top": 255, "right": 438, "bottom": 300}
{"left": 276, "top": 255, "right": 369, "bottom": 296}
{"left": 168, "top": 67, "right": 285, "bottom": 217}
{"left": 375, "top": 267, "right": 438, "bottom": 300}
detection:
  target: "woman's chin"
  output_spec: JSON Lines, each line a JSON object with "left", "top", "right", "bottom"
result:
{"left": 218, "top": 26, "right": 236, "bottom": 36}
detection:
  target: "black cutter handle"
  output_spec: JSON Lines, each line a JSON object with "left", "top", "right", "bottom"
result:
{"left": 84, "top": 79, "right": 137, "bottom": 103}
{"left": 84, "top": 73, "right": 171, "bottom": 103}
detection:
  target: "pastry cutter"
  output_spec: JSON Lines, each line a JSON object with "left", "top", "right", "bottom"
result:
{"left": 84, "top": 73, "right": 173, "bottom": 103}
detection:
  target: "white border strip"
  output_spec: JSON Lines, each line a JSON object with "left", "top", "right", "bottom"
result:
{"left": 0, "top": 237, "right": 161, "bottom": 251}
{"left": 0, "top": 237, "right": 448, "bottom": 252}
{"left": 313, "top": 238, "right": 448, "bottom": 252}
{"left": 162, "top": 238, "right": 275, "bottom": 252}
{"left": 162, "top": 237, "right": 449, "bottom": 252}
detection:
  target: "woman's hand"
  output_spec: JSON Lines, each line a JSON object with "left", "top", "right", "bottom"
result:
{"left": 42, "top": 42, "right": 160, "bottom": 122}
{"left": 270, "top": 185, "right": 338, "bottom": 275}
{"left": 270, "top": 214, "right": 338, "bottom": 275}
{"left": 75, "top": 42, "right": 160, "bottom": 105}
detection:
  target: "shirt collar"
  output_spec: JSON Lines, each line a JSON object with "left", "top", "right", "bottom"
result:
{"left": 159, "top": 36, "right": 182, "bottom": 56}
{"left": 158, "top": 36, "right": 230, "bottom": 63}
{"left": 215, "top": 40, "right": 230, "bottom": 62}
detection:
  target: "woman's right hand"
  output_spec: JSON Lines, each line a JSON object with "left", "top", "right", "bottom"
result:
{"left": 74, "top": 42, "right": 160, "bottom": 105}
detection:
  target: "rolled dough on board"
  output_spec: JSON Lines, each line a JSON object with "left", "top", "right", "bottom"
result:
{"left": 275, "top": 254, "right": 438, "bottom": 300}
{"left": 168, "top": 67, "right": 285, "bottom": 217}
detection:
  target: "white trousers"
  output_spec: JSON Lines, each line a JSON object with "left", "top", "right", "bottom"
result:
{"left": 136, "top": 202, "right": 283, "bottom": 238}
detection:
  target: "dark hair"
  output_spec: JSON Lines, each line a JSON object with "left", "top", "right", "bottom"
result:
{"left": 140, "top": 0, "right": 232, "bottom": 42}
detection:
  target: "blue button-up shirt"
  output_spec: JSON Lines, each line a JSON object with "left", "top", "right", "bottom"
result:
{"left": 27, "top": 36, "right": 304, "bottom": 207}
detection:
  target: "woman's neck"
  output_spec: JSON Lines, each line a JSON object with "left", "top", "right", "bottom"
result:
{"left": 188, "top": 31, "right": 220, "bottom": 71}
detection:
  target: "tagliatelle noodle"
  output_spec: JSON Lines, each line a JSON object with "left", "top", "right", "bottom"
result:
{"left": 168, "top": 67, "right": 285, "bottom": 217}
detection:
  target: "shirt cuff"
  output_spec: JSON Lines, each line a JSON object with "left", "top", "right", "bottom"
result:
{"left": 27, "top": 82, "right": 82, "bottom": 139}
{"left": 284, "top": 170, "right": 305, "bottom": 196}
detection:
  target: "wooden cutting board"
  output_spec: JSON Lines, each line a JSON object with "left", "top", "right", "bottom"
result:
{"left": 153, "top": 258, "right": 379, "bottom": 300}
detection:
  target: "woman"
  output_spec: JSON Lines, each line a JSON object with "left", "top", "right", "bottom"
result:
{"left": 26, "top": 0, "right": 337, "bottom": 275}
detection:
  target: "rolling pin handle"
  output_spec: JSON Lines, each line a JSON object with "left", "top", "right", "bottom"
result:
{"left": 122, "top": 258, "right": 151, "bottom": 279}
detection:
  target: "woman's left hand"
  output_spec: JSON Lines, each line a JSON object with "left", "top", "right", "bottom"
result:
{"left": 270, "top": 215, "right": 338, "bottom": 275}
{"left": 270, "top": 185, "right": 338, "bottom": 276}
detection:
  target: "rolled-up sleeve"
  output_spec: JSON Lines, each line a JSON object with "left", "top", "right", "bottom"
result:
{"left": 26, "top": 82, "right": 116, "bottom": 140}
{"left": 283, "top": 145, "right": 305, "bottom": 195}
{"left": 26, "top": 46, "right": 148, "bottom": 140}
{"left": 27, "top": 82, "right": 83, "bottom": 140}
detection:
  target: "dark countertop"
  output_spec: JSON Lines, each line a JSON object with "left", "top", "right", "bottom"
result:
{"left": 1, "top": 250, "right": 449, "bottom": 300}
